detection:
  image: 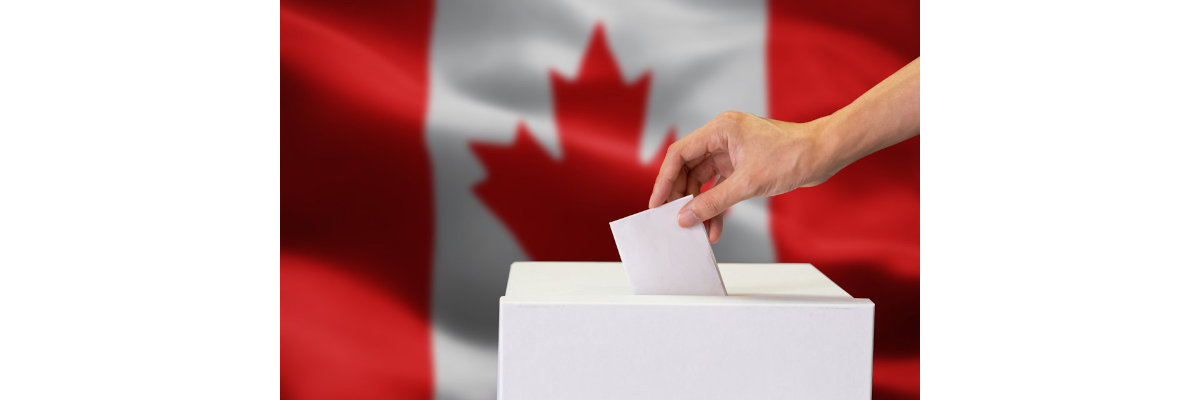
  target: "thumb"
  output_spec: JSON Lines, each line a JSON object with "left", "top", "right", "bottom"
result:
{"left": 678, "top": 177, "right": 745, "bottom": 228}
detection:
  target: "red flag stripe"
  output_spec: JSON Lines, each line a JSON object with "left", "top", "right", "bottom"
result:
{"left": 281, "top": 0, "right": 435, "bottom": 398}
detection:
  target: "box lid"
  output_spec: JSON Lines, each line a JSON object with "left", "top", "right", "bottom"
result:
{"left": 505, "top": 262, "right": 854, "bottom": 299}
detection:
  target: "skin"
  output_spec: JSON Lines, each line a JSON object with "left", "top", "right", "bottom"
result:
{"left": 649, "top": 57, "right": 921, "bottom": 243}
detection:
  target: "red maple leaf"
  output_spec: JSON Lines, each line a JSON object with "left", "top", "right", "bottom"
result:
{"left": 470, "top": 24, "right": 674, "bottom": 262}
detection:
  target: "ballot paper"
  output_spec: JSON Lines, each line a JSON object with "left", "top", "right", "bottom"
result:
{"left": 609, "top": 195, "right": 727, "bottom": 295}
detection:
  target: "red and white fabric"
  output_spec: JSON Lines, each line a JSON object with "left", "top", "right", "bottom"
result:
{"left": 282, "top": 0, "right": 918, "bottom": 398}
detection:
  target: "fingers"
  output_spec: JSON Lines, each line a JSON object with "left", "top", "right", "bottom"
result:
{"left": 708, "top": 212, "right": 724, "bottom": 244}
{"left": 648, "top": 127, "right": 719, "bottom": 208}
{"left": 678, "top": 175, "right": 745, "bottom": 228}
{"left": 686, "top": 174, "right": 702, "bottom": 199}
{"left": 684, "top": 160, "right": 725, "bottom": 243}
{"left": 685, "top": 157, "right": 719, "bottom": 197}
{"left": 669, "top": 157, "right": 718, "bottom": 203}
{"left": 667, "top": 167, "right": 688, "bottom": 202}
{"left": 707, "top": 175, "right": 727, "bottom": 243}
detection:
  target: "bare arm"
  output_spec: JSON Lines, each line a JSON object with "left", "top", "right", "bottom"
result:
{"left": 648, "top": 57, "right": 920, "bottom": 243}
{"left": 819, "top": 57, "right": 920, "bottom": 177}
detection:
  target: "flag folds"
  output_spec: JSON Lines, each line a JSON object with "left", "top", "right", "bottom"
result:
{"left": 282, "top": 0, "right": 918, "bottom": 398}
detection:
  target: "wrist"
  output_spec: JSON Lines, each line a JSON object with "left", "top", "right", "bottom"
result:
{"left": 803, "top": 113, "right": 852, "bottom": 186}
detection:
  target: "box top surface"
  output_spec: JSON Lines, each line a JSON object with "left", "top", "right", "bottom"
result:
{"left": 505, "top": 262, "right": 856, "bottom": 300}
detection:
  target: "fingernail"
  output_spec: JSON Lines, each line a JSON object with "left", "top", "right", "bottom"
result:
{"left": 678, "top": 209, "right": 700, "bottom": 227}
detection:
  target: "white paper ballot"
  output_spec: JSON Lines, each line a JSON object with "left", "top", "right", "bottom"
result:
{"left": 609, "top": 195, "right": 727, "bottom": 295}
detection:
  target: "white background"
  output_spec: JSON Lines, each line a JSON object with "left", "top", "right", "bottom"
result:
{"left": 1, "top": 0, "right": 1198, "bottom": 398}
{"left": 0, "top": 1, "right": 279, "bottom": 398}
{"left": 923, "top": 1, "right": 1200, "bottom": 397}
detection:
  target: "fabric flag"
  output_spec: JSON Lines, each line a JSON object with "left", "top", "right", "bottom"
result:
{"left": 281, "top": 0, "right": 919, "bottom": 399}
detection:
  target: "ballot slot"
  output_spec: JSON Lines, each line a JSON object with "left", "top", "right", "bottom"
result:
{"left": 608, "top": 195, "right": 727, "bottom": 296}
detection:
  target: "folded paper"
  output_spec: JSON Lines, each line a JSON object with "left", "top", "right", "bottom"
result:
{"left": 609, "top": 195, "right": 726, "bottom": 295}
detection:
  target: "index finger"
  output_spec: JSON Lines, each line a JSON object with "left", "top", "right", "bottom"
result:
{"left": 648, "top": 127, "right": 717, "bottom": 208}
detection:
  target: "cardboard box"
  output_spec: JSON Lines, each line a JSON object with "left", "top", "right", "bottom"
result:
{"left": 498, "top": 262, "right": 875, "bottom": 400}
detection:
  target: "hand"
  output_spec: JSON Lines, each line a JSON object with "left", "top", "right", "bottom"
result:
{"left": 648, "top": 111, "right": 842, "bottom": 243}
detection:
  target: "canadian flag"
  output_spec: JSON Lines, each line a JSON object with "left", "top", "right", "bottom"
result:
{"left": 281, "top": 0, "right": 918, "bottom": 399}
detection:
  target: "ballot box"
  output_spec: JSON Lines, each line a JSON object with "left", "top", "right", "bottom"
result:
{"left": 497, "top": 262, "right": 875, "bottom": 400}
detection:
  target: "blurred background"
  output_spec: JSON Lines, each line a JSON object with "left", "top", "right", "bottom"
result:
{"left": 281, "top": 0, "right": 918, "bottom": 399}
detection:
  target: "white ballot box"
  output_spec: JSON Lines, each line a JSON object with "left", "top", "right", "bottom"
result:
{"left": 498, "top": 262, "right": 875, "bottom": 400}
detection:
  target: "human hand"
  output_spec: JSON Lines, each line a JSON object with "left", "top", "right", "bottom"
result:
{"left": 648, "top": 111, "right": 843, "bottom": 244}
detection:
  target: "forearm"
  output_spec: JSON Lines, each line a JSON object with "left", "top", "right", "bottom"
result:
{"left": 817, "top": 57, "right": 921, "bottom": 173}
